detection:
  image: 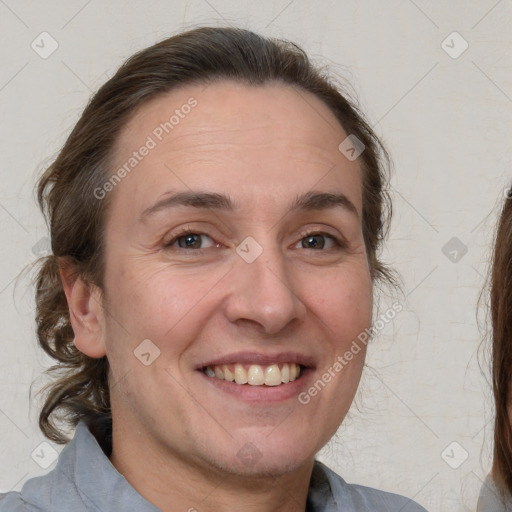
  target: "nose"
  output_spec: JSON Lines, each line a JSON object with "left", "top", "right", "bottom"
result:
{"left": 223, "top": 240, "right": 307, "bottom": 336}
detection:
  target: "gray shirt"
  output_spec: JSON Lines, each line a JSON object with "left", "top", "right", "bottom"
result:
{"left": 0, "top": 421, "right": 427, "bottom": 511}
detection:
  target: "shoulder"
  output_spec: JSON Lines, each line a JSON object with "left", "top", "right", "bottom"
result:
{"left": 311, "top": 460, "right": 429, "bottom": 512}
{"left": 0, "top": 424, "right": 91, "bottom": 512}
{"left": 344, "top": 481, "right": 428, "bottom": 512}
{"left": 0, "top": 422, "right": 157, "bottom": 512}
{"left": 477, "top": 473, "right": 512, "bottom": 511}
{"left": 0, "top": 463, "right": 76, "bottom": 512}
{"left": 0, "top": 492, "right": 31, "bottom": 511}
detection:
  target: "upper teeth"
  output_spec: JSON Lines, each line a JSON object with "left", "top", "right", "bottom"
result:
{"left": 203, "top": 363, "right": 302, "bottom": 386}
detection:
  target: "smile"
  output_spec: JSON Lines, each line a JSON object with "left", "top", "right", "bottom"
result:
{"left": 202, "top": 363, "right": 304, "bottom": 386}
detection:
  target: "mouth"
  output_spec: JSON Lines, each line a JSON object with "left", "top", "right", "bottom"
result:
{"left": 195, "top": 351, "right": 315, "bottom": 402}
{"left": 201, "top": 362, "right": 305, "bottom": 387}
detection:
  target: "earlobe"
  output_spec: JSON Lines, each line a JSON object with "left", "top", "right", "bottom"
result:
{"left": 58, "top": 258, "right": 107, "bottom": 359}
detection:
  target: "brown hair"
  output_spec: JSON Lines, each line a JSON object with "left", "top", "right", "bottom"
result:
{"left": 490, "top": 188, "right": 512, "bottom": 494}
{"left": 34, "top": 26, "right": 395, "bottom": 443}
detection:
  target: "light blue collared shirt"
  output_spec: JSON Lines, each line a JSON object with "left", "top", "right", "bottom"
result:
{"left": 0, "top": 421, "right": 428, "bottom": 511}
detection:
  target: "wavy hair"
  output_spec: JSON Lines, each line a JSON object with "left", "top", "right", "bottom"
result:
{"left": 490, "top": 188, "right": 512, "bottom": 495}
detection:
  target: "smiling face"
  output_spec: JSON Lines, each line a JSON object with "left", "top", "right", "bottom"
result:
{"left": 87, "top": 80, "right": 373, "bottom": 478}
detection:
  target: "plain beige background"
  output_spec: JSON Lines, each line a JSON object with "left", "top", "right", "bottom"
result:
{"left": 0, "top": 1, "right": 511, "bottom": 510}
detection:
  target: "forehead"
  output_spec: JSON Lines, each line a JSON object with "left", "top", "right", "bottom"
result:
{"left": 108, "top": 80, "right": 362, "bottom": 217}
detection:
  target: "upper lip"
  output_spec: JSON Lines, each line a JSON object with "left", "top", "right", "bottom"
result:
{"left": 196, "top": 351, "right": 316, "bottom": 370}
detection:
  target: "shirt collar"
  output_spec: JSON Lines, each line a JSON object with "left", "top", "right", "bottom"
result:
{"left": 54, "top": 421, "right": 159, "bottom": 511}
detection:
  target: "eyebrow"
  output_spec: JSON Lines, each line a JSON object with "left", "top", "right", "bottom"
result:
{"left": 139, "top": 189, "right": 359, "bottom": 222}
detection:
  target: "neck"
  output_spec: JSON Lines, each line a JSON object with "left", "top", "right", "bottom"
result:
{"left": 108, "top": 420, "right": 315, "bottom": 512}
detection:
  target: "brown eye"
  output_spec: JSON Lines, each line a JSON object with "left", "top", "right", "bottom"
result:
{"left": 164, "top": 231, "right": 216, "bottom": 250}
{"left": 177, "top": 233, "right": 202, "bottom": 249}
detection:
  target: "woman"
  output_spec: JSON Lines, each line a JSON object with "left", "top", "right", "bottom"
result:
{"left": 0, "top": 27, "right": 427, "bottom": 511}
{"left": 478, "top": 188, "right": 512, "bottom": 511}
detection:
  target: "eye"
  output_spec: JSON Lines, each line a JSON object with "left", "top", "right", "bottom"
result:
{"left": 162, "top": 227, "right": 346, "bottom": 253}
{"left": 295, "top": 231, "right": 346, "bottom": 250}
{"left": 163, "top": 228, "right": 218, "bottom": 251}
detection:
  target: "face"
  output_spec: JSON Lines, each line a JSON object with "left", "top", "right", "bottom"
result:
{"left": 94, "top": 80, "right": 373, "bottom": 477}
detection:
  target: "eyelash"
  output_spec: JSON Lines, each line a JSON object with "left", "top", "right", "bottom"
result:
{"left": 163, "top": 226, "right": 347, "bottom": 253}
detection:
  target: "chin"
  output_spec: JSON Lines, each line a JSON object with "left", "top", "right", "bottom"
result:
{"left": 219, "top": 453, "right": 311, "bottom": 479}
{"left": 207, "top": 438, "right": 314, "bottom": 479}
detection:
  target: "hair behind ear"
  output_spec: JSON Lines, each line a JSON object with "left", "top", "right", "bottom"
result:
{"left": 35, "top": 255, "right": 111, "bottom": 443}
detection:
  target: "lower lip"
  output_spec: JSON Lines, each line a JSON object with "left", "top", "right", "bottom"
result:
{"left": 198, "top": 368, "right": 315, "bottom": 403}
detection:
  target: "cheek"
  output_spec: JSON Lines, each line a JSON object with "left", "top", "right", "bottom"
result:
{"left": 312, "top": 267, "right": 373, "bottom": 336}
{"left": 104, "top": 250, "right": 372, "bottom": 354}
{"left": 104, "top": 260, "right": 219, "bottom": 341}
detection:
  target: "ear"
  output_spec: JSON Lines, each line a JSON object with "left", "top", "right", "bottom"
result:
{"left": 58, "top": 258, "right": 107, "bottom": 359}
